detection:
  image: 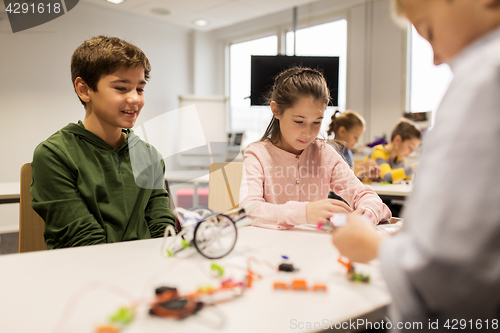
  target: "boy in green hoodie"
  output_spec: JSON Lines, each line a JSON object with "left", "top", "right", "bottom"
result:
{"left": 31, "top": 36, "right": 177, "bottom": 249}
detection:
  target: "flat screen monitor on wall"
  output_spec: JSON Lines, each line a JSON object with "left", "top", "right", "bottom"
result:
{"left": 250, "top": 55, "right": 339, "bottom": 106}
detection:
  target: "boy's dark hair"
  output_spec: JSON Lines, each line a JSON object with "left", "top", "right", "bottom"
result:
{"left": 260, "top": 66, "right": 330, "bottom": 143}
{"left": 391, "top": 118, "right": 422, "bottom": 142}
{"left": 71, "top": 35, "right": 151, "bottom": 106}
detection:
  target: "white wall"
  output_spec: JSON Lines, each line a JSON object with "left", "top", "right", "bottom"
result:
{"left": 348, "top": 0, "right": 407, "bottom": 142}
{"left": 191, "top": 30, "right": 224, "bottom": 96}
{"left": 0, "top": 2, "right": 192, "bottom": 183}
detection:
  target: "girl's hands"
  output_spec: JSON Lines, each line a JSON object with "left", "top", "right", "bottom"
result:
{"left": 353, "top": 207, "right": 378, "bottom": 224}
{"left": 306, "top": 199, "right": 352, "bottom": 224}
{"left": 332, "top": 214, "right": 384, "bottom": 263}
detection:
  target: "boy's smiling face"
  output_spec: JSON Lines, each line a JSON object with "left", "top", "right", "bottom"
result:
{"left": 401, "top": 0, "right": 499, "bottom": 65}
{"left": 86, "top": 66, "right": 146, "bottom": 131}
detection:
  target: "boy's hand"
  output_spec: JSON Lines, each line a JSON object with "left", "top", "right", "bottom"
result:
{"left": 353, "top": 160, "right": 380, "bottom": 179}
{"left": 332, "top": 214, "right": 384, "bottom": 263}
{"left": 306, "top": 199, "right": 352, "bottom": 224}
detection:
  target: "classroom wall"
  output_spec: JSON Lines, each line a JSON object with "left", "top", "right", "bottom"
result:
{"left": 348, "top": 0, "right": 407, "bottom": 142}
{"left": 192, "top": 30, "right": 224, "bottom": 96}
{"left": 0, "top": 2, "right": 192, "bottom": 184}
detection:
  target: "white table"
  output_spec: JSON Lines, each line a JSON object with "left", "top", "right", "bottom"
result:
{"left": 165, "top": 170, "right": 210, "bottom": 184}
{"left": 0, "top": 182, "right": 20, "bottom": 204}
{"left": 0, "top": 226, "right": 391, "bottom": 333}
{"left": 0, "top": 182, "right": 20, "bottom": 234}
{"left": 369, "top": 183, "right": 412, "bottom": 201}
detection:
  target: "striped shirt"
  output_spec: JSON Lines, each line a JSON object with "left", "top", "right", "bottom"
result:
{"left": 369, "top": 144, "right": 412, "bottom": 183}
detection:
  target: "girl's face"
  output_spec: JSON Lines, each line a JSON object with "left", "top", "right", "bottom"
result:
{"left": 336, "top": 125, "right": 364, "bottom": 150}
{"left": 272, "top": 96, "right": 325, "bottom": 155}
{"left": 395, "top": 136, "right": 421, "bottom": 159}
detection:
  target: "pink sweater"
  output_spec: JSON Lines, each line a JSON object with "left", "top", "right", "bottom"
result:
{"left": 239, "top": 140, "right": 391, "bottom": 230}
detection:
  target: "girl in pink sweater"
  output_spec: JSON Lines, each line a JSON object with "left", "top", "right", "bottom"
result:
{"left": 239, "top": 67, "right": 390, "bottom": 230}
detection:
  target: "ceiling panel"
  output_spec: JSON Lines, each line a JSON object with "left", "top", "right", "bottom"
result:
{"left": 80, "top": 0, "right": 320, "bottom": 31}
{"left": 199, "top": 1, "right": 263, "bottom": 21}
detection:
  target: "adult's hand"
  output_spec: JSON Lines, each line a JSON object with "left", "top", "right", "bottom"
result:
{"left": 332, "top": 214, "right": 384, "bottom": 263}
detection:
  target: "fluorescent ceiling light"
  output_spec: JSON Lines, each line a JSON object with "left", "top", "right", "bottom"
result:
{"left": 193, "top": 19, "right": 209, "bottom": 27}
{"left": 107, "top": 0, "right": 124, "bottom": 4}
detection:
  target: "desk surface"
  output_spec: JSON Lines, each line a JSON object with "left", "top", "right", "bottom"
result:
{"left": 369, "top": 183, "right": 412, "bottom": 198}
{"left": 166, "top": 170, "right": 210, "bottom": 184}
{"left": 0, "top": 182, "right": 20, "bottom": 203}
{"left": 0, "top": 182, "right": 20, "bottom": 233}
{"left": 0, "top": 226, "right": 391, "bottom": 333}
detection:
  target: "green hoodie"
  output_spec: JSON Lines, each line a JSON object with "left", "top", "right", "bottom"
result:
{"left": 31, "top": 121, "right": 176, "bottom": 249}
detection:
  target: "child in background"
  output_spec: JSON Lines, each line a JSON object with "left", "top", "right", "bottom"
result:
{"left": 327, "top": 110, "right": 379, "bottom": 180}
{"left": 368, "top": 119, "right": 421, "bottom": 183}
{"left": 239, "top": 67, "right": 391, "bottom": 230}
{"left": 333, "top": 0, "right": 500, "bottom": 330}
{"left": 31, "top": 36, "right": 176, "bottom": 249}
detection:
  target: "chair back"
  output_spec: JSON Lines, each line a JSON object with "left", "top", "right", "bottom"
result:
{"left": 19, "top": 163, "right": 47, "bottom": 253}
{"left": 208, "top": 162, "right": 243, "bottom": 213}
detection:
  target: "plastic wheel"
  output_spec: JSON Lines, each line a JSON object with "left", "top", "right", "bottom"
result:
{"left": 193, "top": 214, "right": 237, "bottom": 259}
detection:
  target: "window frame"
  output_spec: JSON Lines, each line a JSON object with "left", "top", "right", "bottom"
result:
{"left": 405, "top": 23, "right": 453, "bottom": 119}
{"left": 225, "top": 11, "right": 351, "bottom": 137}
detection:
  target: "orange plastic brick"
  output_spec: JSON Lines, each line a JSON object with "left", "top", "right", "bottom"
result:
{"left": 273, "top": 282, "right": 288, "bottom": 290}
{"left": 95, "top": 325, "right": 120, "bottom": 333}
{"left": 291, "top": 279, "right": 308, "bottom": 291}
{"left": 312, "top": 284, "right": 327, "bottom": 292}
